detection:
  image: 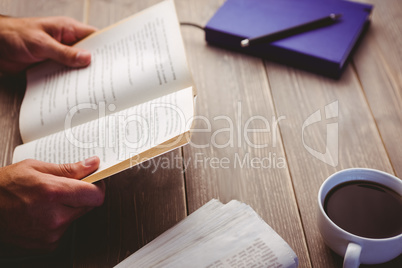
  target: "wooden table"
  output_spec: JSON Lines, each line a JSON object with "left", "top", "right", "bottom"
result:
{"left": 0, "top": 0, "right": 401, "bottom": 267}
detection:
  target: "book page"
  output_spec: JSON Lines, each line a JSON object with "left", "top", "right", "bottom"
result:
{"left": 19, "top": 0, "right": 192, "bottom": 143}
{"left": 13, "top": 87, "right": 194, "bottom": 178}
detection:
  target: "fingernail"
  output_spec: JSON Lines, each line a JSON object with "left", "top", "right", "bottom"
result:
{"left": 83, "top": 156, "right": 98, "bottom": 167}
{"left": 76, "top": 51, "right": 91, "bottom": 65}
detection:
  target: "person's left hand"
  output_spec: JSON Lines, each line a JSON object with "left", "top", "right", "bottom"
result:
{"left": 0, "top": 16, "right": 96, "bottom": 73}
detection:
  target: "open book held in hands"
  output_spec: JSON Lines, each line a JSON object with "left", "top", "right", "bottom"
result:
{"left": 12, "top": 0, "right": 195, "bottom": 183}
{"left": 115, "top": 199, "right": 299, "bottom": 268}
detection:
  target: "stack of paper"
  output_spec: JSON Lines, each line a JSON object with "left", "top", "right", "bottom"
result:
{"left": 115, "top": 199, "right": 298, "bottom": 268}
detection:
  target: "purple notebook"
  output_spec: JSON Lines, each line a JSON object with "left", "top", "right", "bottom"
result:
{"left": 205, "top": 0, "right": 373, "bottom": 78}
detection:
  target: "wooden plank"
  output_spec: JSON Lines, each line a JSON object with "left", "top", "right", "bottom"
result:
{"left": 1, "top": 0, "right": 85, "bottom": 18}
{"left": 351, "top": 1, "right": 402, "bottom": 265}
{"left": 353, "top": 0, "right": 402, "bottom": 178}
{"left": 177, "top": 0, "right": 311, "bottom": 267}
{"left": 73, "top": 1, "right": 187, "bottom": 266}
{"left": 265, "top": 46, "right": 400, "bottom": 267}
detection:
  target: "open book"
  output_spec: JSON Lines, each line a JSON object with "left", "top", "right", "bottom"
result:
{"left": 12, "top": 0, "right": 195, "bottom": 183}
{"left": 115, "top": 199, "right": 299, "bottom": 268}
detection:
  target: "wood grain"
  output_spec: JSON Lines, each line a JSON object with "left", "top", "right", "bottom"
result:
{"left": 2, "top": 0, "right": 85, "bottom": 18}
{"left": 265, "top": 61, "right": 400, "bottom": 267}
{"left": 353, "top": 0, "right": 402, "bottom": 178}
{"left": 178, "top": 0, "right": 311, "bottom": 267}
{"left": 263, "top": 1, "right": 401, "bottom": 266}
{"left": 351, "top": 1, "right": 402, "bottom": 265}
{"left": 265, "top": 33, "right": 400, "bottom": 268}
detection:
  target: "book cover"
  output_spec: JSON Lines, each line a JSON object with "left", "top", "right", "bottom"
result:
{"left": 205, "top": 0, "right": 373, "bottom": 78}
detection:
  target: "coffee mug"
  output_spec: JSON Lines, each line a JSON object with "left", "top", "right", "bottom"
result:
{"left": 317, "top": 168, "right": 402, "bottom": 268}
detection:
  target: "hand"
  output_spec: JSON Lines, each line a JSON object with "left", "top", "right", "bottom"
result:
{"left": 0, "top": 16, "right": 96, "bottom": 73}
{"left": 0, "top": 156, "right": 105, "bottom": 254}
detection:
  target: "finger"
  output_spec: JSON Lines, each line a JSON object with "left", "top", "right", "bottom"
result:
{"left": 37, "top": 171, "right": 105, "bottom": 207}
{"left": 41, "top": 35, "right": 92, "bottom": 67}
{"left": 66, "top": 19, "right": 97, "bottom": 43}
{"left": 54, "top": 177, "right": 105, "bottom": 208}
{"left": 41, "top": 17, "right": 97, "bottom": 44}
{"left": 95, "top": 180, "right": 106, "bottom": 196}
{"left": 36, "top": 156, "right": 100, "bottom": 179}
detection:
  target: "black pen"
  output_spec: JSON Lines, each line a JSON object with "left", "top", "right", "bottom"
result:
{"left": 241, "top": 13, "right": 342, "bottom": 47}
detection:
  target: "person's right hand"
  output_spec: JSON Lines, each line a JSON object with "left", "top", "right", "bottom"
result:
{"left": 0, "top": 156, "right": 105, "bottom": 253}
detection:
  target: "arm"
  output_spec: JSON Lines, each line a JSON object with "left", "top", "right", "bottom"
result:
{"left": 0, "top": 16, "right": 96, "bottom": 73}
{"left": 0, "top": 157, "right": 105, "bottom": 254}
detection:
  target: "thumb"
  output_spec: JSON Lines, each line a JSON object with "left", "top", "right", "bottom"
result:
{"left": 43, "top": 36, "right": 92, "bottom": 67}
{"left": 45, "top": 156, "right": 100, "bottom": 179}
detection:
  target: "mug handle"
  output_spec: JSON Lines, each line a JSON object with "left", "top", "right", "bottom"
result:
{"left": 343, "top": 242, "right": 362, "bottom": 268}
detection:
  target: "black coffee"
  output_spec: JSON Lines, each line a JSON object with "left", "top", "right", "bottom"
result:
{"left": 324, "top": 180, "right": 402, "bottom": 239}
